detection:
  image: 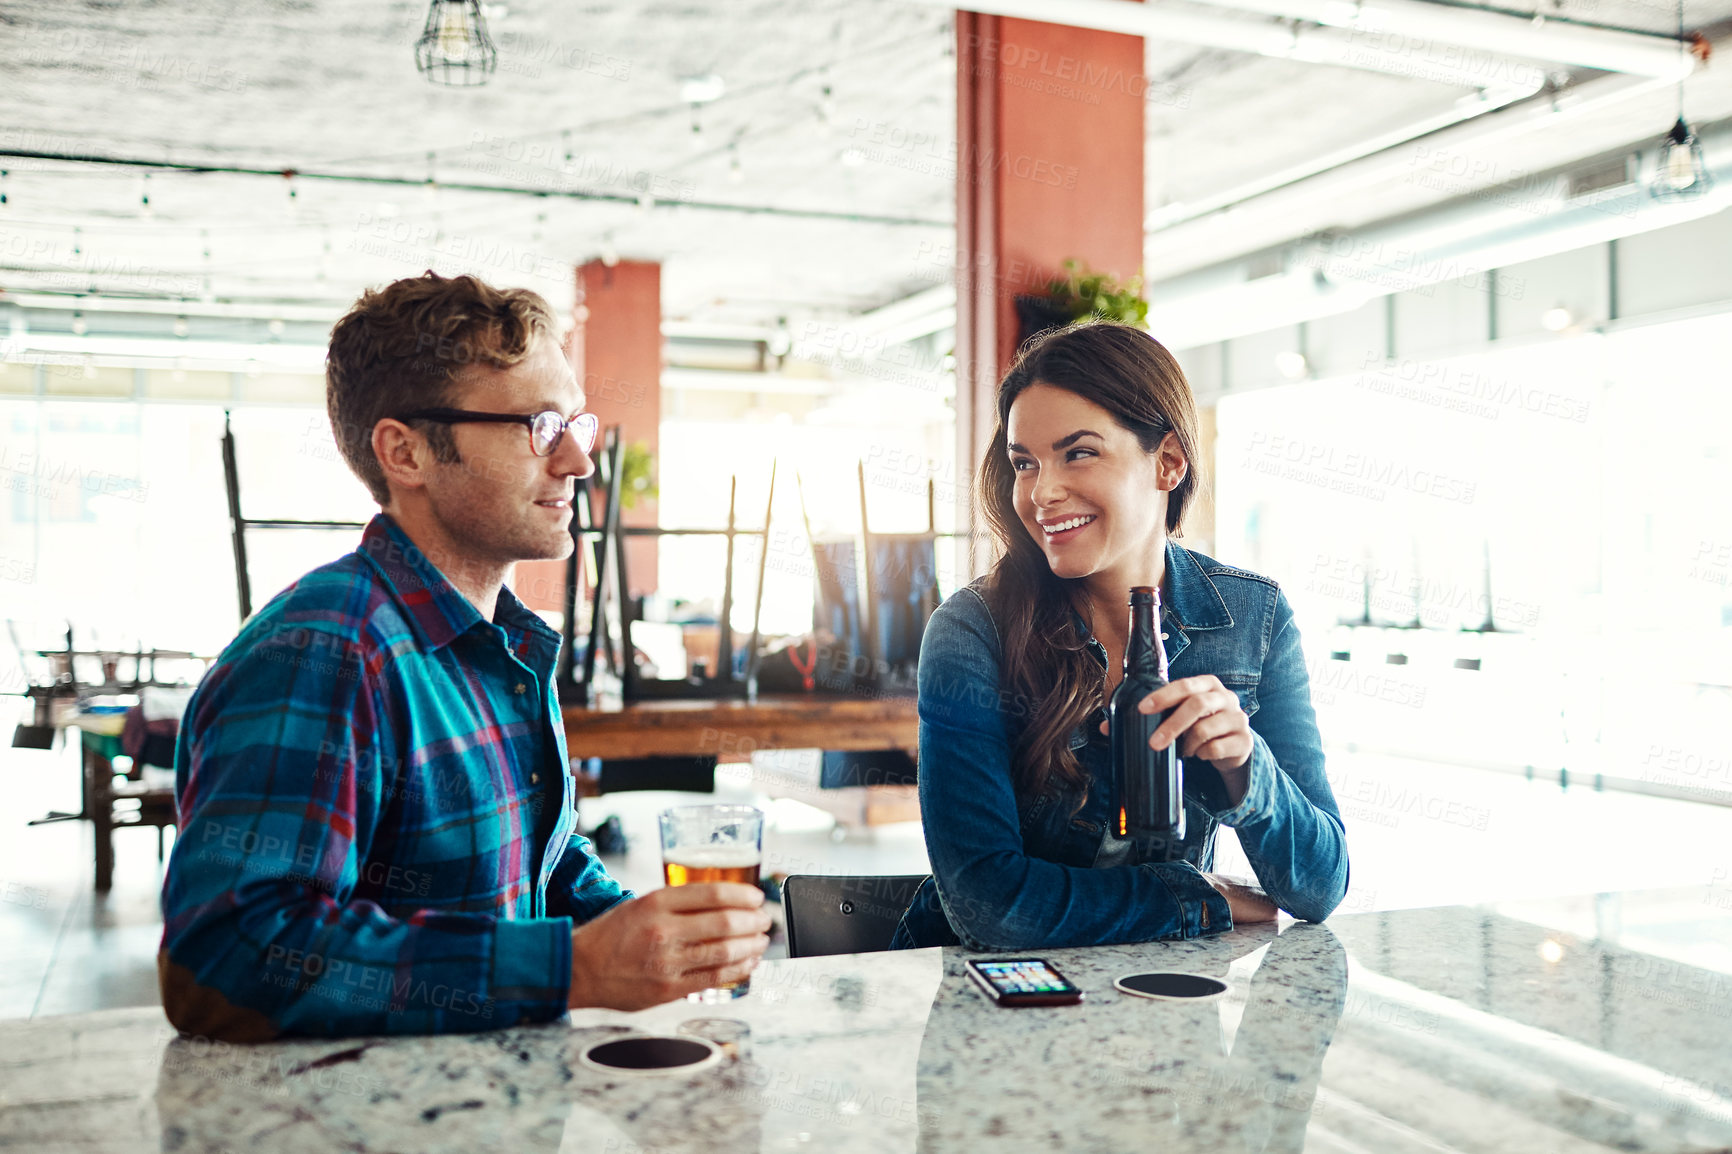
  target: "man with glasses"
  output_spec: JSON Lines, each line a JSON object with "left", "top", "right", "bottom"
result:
{"left": 159, "top": 272, "right": 770, "bottom": 1041}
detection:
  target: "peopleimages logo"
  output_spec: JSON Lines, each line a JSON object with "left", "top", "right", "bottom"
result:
{"left": 0, "top": 443, "right": 151, "bottom": 504}
{"left": 1355, "top": 352, "right": 1591, "bottom": 424}
{"left": 197, "top": 820, "right": 432, "bottom": 897}
{"left": 1328, "top": 769, "right": 1491, "bottom": 831}
{"left": 262, "top": 946, "right": 495, "bottom": 1019}
{"left": 961, "top": 33, "right": 1192, "bottom": 108}
{"left": 1241, "top": 433, "right": 1477, "bottom": 505}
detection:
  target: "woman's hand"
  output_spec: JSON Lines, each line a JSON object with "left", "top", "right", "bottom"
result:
{"left": 1142, "top": 675, "right": 1255, "bottom": 803}
{"left": 1203, "top": 872, "right": 1278, "bottom": 924}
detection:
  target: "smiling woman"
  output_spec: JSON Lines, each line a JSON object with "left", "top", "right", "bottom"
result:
{"left": 987, "top": 324, "right": 1204, "bottom": 810}
{"left": 891, "top": 322, "right": 1351, "bottom": 952}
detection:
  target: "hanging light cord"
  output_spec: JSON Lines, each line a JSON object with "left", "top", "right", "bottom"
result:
{"left": 0, "top": 147, "right": 948, "bottom": 230}
{"left": 1675, "top": 0, "right": 1684, "bottom": 123}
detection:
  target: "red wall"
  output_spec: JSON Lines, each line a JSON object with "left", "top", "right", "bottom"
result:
{"left": 955, "top": 10, "right": 1145, "bottom": 568}
{"left": 516, "top": 259, "right": 662, "bottom": 613}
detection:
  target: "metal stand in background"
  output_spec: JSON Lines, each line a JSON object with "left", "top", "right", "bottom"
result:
{"left": 574, "top": 429, "right": 626, "bottom": 702}
{"left": 559, "top": 438, "right": 781, "bottom": 804}
{"left": 857, "top": 461, "right": 881, "bottom": 682}
{"left": 555, "top": 470, "right": 591, "bottom": 696}
{"left": 223, "top": 411, "right": 366, "bottom": 621}
{"left": 717, "top": 476, "right": 737, "bottom": 688}
{"left": 803, "top": 464, "right": 941, "bottom": 696}
{"left": 742, "top": 460, "right": 777, "bottom": 695}
{"left": 611, "top": 462, "right": 774, "bottom": 703}
{"left": 860, "top": 463, "right": 941, "bottom": 690}
{"left": 793, "top": 464, "right": 945, "bottom": 792}
{"left": 555, "top": 430, "right": 775, "bottom": 705}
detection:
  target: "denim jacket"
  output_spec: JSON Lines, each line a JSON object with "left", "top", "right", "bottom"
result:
{"left": 890, "top": 540, "right": 1349, "bottom": 950}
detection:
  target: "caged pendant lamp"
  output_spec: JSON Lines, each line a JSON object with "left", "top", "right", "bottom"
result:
{"left": 1648, "top": 0, "right": 1711, "bottom": 199}
{"left": 415, "top": 0, "right": 498, "bottom": 87}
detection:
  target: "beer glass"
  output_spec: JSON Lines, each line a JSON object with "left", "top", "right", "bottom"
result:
{"left": 657, "top": 804, "right": 764, "bottom": 1002}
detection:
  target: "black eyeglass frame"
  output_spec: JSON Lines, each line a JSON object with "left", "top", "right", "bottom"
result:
{"left": 396, "top": 407, "right": 599, "bottom": 457}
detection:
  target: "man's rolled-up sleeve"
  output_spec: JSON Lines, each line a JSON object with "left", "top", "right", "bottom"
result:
{"left": 547, "top": 828, "right": 632, "bottom": 922}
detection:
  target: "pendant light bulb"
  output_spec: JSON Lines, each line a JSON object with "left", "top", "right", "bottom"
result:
{"left": 1653, "top": 118, "right": 1711, "bottom": 197}
{"left": 414, "top": 0, "right": 497, "bottom": 86}
{"left": 1648, "top": 0, "right": 1713, "bottom": 199}
{"left": 435, "top": 5, "right": 470, "bottom": 62}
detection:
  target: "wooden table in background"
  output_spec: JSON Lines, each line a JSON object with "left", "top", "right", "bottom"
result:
{"left": 562, "top": 693, "right": 921, "bottom": 825}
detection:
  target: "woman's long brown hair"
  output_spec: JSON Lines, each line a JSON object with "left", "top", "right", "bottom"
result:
{"left": 978, "top": 322, "right": 1205, "bottom": 809}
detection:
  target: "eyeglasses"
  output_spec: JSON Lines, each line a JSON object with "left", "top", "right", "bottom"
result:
{"left": 397, "top": 408, "right": 599, "bottom": 457}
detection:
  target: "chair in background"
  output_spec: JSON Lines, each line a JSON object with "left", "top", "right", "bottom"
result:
{"left": 782, "top": 873, "right": 929, "bottom": 958}
{"left": 22, "top": 638, "right": 197, "bottom": 892}
{"left": 804, "top": 468, "right": 940, "bottom": 794}
{"left": 99, "top": 684, "right": 190, "bottom": 888}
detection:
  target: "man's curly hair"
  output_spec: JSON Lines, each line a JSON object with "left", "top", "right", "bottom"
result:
{"left": 325, "top": 271, "right": 557, "bottom": 504}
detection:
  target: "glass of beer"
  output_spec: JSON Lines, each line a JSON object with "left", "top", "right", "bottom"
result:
{"left": 658, "top": 804, "right": 764, "bottom": 1002}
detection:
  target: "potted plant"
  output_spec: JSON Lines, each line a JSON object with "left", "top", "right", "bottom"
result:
{"left": 619, "top": 441, "right": 658, "bottom": 511}
{"left": 1014, "top": 260, "right": 1149, "bottom": 347}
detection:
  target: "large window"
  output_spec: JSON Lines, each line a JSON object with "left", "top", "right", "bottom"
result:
{"left": 1, "top": 400, "right": 372, "bottom": 661}
{"left": 1212, "top": 310, "right": 1732, "bottom": 793}
{"left": 656, "top": 379, "right": 958, "bottom": 641}
{"left": 1, "top": 369, "right": 962, "bottom": 675}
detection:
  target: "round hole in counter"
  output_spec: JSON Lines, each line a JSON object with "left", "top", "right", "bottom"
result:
{"left": 578, "top": 1034, "right": 723, "bottom": 1075}
{"left": 1114, "top": 972, "right": 1230, "bottom": 1001}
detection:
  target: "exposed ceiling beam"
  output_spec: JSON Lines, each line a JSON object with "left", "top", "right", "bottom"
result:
{"left": 1147, "top": 121, "right": 1732, "bottom": 349}
{"left": 849, "top": 285, "right": 957, "bottom": 344}
{"left": 1143, "top": 67, "right": 1679, "bottom": 276}
{"left": 1196, "top": 0, "right": 1691, "bottom": 79}
{"left": 1146, "top": 83, "right": 1542, "bottom": 231}
{"left": 0, "top": 294, "right": 342, "bottom": 322}
{"left": 917, "top": 0, "right": 1599, "bottom": 88}
{"left": 0, "top": 148, "right": 952, "bottom": 230}
{"left": 6, "top": 332, "right": 327, "bottom": 371}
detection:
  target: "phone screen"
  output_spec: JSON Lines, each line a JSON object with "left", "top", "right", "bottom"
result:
{"left": 971, "top": 959, "right": 1077, "bottom": 997}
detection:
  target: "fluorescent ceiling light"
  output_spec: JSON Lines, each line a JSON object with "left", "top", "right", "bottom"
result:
{"left": 679, "top": 74, "right": 727, "bottom": 104}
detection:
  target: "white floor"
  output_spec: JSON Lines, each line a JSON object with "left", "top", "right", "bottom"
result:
{"left": 2, "top": 727, "right": 1727, "bottom": 1021}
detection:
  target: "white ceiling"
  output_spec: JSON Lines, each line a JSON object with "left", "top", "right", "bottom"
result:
{"left": 1, "top": 0, "right": 1729, "bottom": 335}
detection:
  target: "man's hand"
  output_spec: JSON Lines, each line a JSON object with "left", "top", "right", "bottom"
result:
{"left": 567, "top": 883, "right": 772, "bottom": 1011}
{"left": 1202, "top": 872, "right": 1278, "bottom": 925}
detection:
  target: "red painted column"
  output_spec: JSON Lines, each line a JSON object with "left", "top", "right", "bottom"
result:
{"left": 515, "top": 259, "right": 661, "bottom": 613}
{"left": 954, "top": 11, "right": 1145, "bottom": 572}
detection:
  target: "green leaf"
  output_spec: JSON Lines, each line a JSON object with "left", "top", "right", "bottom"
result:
{"left": 618, "top": 440, "right": 658, "bottom": 510}
{"left": 1043, "top": 260, "right": 1150, "bottom": 329}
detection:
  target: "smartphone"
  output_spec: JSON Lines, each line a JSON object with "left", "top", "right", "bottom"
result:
{"left": 964, "top": 958, "right": 1084, "bottom": 1007}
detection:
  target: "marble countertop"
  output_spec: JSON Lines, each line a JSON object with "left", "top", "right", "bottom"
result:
{"left": 5, "top": 885, "right": 1732, "bottom": 1153}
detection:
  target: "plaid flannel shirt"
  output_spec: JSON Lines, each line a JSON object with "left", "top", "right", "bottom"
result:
{"left": 159, "top": 514, "right": 629, "bottom": 1040}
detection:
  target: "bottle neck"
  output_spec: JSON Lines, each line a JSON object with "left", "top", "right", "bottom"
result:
{"left": 1124, "top": 595, "right": 1167, "bottom": 680}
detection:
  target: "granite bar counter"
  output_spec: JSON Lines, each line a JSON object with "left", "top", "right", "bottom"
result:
{"left": 4, "top": 886, "right": 1732, "bottom": 1153}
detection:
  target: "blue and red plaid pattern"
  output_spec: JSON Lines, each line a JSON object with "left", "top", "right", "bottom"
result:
{"left": 159, "top": 514, "right": 629, "bottom": 1040}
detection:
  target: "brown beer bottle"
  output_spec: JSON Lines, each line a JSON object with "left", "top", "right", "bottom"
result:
{"left": 1109, "top": 585, "right": 1184, "bottom": 840}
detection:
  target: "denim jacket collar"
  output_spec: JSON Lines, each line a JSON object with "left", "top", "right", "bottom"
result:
{"left": 1163, "top": 539, "right": 1235, "bottom": 631}
{"left": 1069, "top": 538, "right": 1236, "bottom": 659}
